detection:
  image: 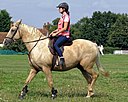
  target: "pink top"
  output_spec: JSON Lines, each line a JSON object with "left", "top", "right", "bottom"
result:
{"left": 58, "top": 12, "right": 70, "bottom": 38}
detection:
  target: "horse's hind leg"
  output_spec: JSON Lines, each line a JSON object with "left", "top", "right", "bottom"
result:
{"left": 19, "top": 68, "right": 39, "bottom": 99}
{"left": 78, "top": 64, "right": 99, "bottom": 97}
{"left": 77, "top": 65, "right": 92, "bottom": 85}
{"left": 77, "top": 65, "right": 93, "bottom": 96}
{"left": 85, "top": 66, "right": 99, "bottom": 97}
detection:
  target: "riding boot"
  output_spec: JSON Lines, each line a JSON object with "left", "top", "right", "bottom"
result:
{"left": 59, "top": 57, "right": 66, "bottom": 69}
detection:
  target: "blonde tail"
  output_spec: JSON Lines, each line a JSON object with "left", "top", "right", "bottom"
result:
{"left": 96, "top": 49, "right": 109, "bottom": 77}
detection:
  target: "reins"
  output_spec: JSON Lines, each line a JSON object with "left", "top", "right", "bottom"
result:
{"left": 24, "top": 34, "right": 49, "bottom": 55}
{"left": 24, "top": 31, "right": 50, "bottom": 43}
{"left": 26, "top": 34, "right": 50, "bottom": 55}
{"left": 24, "top": 36, "right": 49, "bottom": 43}
{"left": 26, "top": 34, "right": 49, "bottom": 69}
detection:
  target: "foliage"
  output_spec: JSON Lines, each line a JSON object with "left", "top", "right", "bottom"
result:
{"left": 71, "top": 11, "right": 128, "bottom": 48}
{"left": 104, "top": 47, "right": 120, "bottom": 54}
{"left": 0, "top": 10, "right": 27, "bottom": 52}
{"left": 48, "top": 18, "right": 59, "bottom": 33}
{"left": 3, "top": 39, "right": 27, "bottom": 53}
{"left": 0, "top": 9, "right": 12, "bottom": 32}
{"left": 108, "top": 14, "right": 128, "bottom": 48}
{"left": 71, "top": 11, "right": 118, "bottom": 45}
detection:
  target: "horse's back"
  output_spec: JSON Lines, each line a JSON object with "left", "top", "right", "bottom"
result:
{"left": 69, "top": 39, "right": 98, "bottom": 54}
{"left": 75, "top": 39, "right": 97, "bottom": 54}
{"left": 63, "top": 39, "right": 98, "bottom": 66}
{"left": 73, "top": 39, "right": 97, "bottom": 46}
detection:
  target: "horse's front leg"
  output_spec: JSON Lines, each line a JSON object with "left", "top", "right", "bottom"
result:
{"left": 19, "top": 68, "right": 39, "bottom": 99}
{"left": 42, "top": 66, "right": 57, "bottom": 99}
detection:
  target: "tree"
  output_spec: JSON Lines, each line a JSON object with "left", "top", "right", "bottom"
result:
{"left": 84, "top": 11, "right": 118, "bottom": 45}
{"left": 0, "top": 9, "right": 12, "bottom": 32}
{"left": 71, "top": 11, "right": 119, "bottom": 46}
{"left": 48, "top": 18, "right": 59, "bottom": 33}
{"left": 3, "top": 39, "right": 27, "bottom": 53}
{"left": 108, "top": 14, "right": 128, "bottom": 49}
{"left": 0, "top": 9, "right": 27, "bottom": 52}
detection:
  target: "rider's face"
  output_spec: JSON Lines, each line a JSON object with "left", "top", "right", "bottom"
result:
{"left": 58, "top": 7, "right": 64, "bottom": 14}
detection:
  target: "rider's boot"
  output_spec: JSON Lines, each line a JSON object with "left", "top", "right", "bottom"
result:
{"left": 59, "top": 57, "right": 66, "bottom": 69}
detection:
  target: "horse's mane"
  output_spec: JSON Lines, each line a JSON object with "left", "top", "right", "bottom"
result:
{"left": 21, "top": 24, "right": 45, "bottom": 36}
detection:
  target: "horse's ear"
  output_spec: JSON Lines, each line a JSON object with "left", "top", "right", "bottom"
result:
{"left": 10, "top": 21, "right": 14, "bottom": 28}
{"left": 16, "top": 19, "right": 22, "bottom": 25}
{"left": 16, "top": 19, "right": 22, "bottom": 26}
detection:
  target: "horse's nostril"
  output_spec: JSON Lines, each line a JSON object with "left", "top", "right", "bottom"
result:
{"left": 3, "top": 38, "right": 13, "bottom": 46}
{"left": 3, "top": 40, "right": 8, "bottom": 46}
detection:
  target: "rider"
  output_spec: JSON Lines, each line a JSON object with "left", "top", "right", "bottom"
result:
{"left": 50, "top": 2, "right": 70, "bottom": 69}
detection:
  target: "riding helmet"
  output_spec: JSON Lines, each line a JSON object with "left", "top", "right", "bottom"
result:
{"left": 57, "top": 2, "right": 69, "bottom": 11}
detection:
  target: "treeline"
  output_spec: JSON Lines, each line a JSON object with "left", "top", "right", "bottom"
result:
{"left": 0, "top": 9, "right": 128, "bottom": 53}
{"left": 70, "top": 11, "right": 128, "bottom": 49}
{"left": 49, "top": 11, "right": 128, "bottom": 49}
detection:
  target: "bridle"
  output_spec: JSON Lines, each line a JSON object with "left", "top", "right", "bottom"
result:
{"left": 5, "top": 23, "right": 50, "bottom": 54}
{"left": 5, "top": 23, "right": 50, "bottom": 68}
{"left": 6, "top": 24, "right": 49, "bottom": 43}
{"left": 5, "top": 25, "right": 20, "bottom": 42}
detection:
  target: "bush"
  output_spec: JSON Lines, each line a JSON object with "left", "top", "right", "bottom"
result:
{"left": 104, "top": 47, "right": 120, "bottom": 54}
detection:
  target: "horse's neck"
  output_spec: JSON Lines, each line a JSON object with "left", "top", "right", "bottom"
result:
{"left": 20, "top": 24, "right": 48, "bottom": 52}
{"left": 20, "top": 24, "right": 43, "bottom": 39}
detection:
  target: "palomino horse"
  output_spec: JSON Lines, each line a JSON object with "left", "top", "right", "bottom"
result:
{"left": 3, "top": 19, "right": 108, "bottom": 99}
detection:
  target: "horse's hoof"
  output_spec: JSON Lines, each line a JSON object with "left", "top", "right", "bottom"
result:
{"left": 51, "top": 88, "right": 58, "bottom": 99}
{"left": 86, "top": 95, "right": 91, "bottom": 98}
{"left": 18, "top": 94, "right": 24, "bottom": 100}
{"left": 86, "top": 92, "right": 94, "bottom": 98}
{"left": 18, "top": 85, "right": 28, "bottom": 100}
{"left": 51, "top": 94, "right": 57, "bottom": 99}
{"left": 18, "top": 90, "right": 27, "bottom": 100}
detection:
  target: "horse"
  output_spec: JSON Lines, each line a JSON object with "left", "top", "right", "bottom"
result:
{"left": 3, "top": 19, "right": 109, "bottom": 99}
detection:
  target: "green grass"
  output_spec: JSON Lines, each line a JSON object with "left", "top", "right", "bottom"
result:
{"left": 0, "top": 54, "right": 128, "bottom": 102}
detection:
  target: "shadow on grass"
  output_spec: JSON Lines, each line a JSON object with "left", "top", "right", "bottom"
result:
{"left": 28, "top": 90, "right": 50, "bottom": 98}
{"left": 28, "top": 90, "right": 109, "bottom": 98}
{"left": 91, "top": 93, "right": 109, "bottom": 98}
{"left": 59, "top": 92, "right": 109, "bottom": 98}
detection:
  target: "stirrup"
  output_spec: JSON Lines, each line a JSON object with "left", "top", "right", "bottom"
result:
{"left": 59, "top": 57, "right": 66, "bottom": 69}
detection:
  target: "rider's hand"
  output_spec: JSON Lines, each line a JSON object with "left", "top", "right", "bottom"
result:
{"left": 49, "top": 29, "right": 58, "bottom": 37}
{"left": 49, "top": 33, "right": 53, "bottom": 37}
{"left": 51, "top": 32, "right": 58, "bottom": 37}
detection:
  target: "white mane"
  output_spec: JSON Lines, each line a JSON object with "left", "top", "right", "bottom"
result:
{"left": 20, "top": 24, "right": 41, "bottom": 36}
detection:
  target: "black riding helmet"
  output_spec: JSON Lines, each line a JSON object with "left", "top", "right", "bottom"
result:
{"left": 57, "top": 2, "right": 69, "bottom": 11}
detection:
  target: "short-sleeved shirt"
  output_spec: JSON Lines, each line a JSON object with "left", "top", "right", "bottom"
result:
{"left": 58, "top": 12, "right": 70, "bottom": 37}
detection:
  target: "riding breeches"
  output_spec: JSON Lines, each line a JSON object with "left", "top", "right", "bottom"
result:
{"left": 54, "top": 36, "right": 69, "bottom": 57}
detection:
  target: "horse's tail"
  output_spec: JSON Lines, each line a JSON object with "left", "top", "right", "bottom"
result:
{"left": 95, "top": 48, "right": 109, "bottom": 77}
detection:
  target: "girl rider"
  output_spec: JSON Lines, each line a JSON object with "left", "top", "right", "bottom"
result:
{"left": 50, "top": 2, "right": 70, "bottom": 69}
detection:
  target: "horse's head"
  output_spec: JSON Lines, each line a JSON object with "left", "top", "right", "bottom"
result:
{"left": 3, "top": 19, "right": 22, "bottom": 46}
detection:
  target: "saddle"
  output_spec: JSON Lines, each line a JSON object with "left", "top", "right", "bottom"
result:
{"left": 48, "top": 37, "right": 73, "bottom": 70}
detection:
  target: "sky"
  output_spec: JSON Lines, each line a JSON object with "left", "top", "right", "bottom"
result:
{"left": 0, "top": 0, "right": 128, "bottom": 28}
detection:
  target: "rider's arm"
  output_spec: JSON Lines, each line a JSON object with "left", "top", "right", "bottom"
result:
{"left": 49, "top": 29, "right": 58, "bottom": 36}
{"left": 51, "top": 22, "right": 68, "bottom": 36}
{"left": 52, "top": 29, "right": 58, "bottom": 33}
{"left": 56, "top": 22, "right": 68, "bottom": 34}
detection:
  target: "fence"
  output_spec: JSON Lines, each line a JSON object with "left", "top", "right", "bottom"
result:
{"left": 113, "top": 50, "right": 128, "bottom": 54}
{"left": 0, "top": 50, "right": 27, "bottom": 55}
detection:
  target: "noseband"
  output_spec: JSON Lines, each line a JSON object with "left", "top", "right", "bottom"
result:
{"left": 5, "top": 25, "right": 19, "bottom": 41}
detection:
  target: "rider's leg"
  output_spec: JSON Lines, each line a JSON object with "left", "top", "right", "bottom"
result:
{"left": 54, "top": 36, "right": 69, "bottom": 67}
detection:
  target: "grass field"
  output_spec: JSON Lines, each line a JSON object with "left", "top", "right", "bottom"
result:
{"left": 0, "top": 54, "right": 128, "bottom": 102}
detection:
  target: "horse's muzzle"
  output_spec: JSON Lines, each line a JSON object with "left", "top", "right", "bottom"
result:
{"left": 3, "top": 38, "right": 14, "bottom": 46}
